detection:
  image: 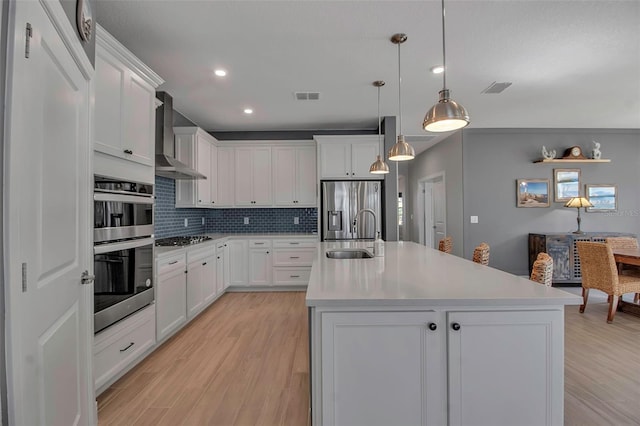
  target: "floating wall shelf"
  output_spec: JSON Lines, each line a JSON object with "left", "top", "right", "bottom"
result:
{"left": 533, "top": 159, "right": 611, "bottom": 164}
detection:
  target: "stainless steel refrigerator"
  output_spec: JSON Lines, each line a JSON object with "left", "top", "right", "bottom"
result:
{"left": 321, "top": 181, "right": 382, "bottom": 240}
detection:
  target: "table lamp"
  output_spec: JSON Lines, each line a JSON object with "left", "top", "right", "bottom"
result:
{"left": 564, "top": 196, "right": 593, "bottom": 234}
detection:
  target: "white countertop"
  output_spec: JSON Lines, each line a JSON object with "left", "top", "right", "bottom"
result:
{"left": 306, "top": 241, "right": 581, "bottom": 308}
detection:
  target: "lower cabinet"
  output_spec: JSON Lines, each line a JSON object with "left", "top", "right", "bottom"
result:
{"left": 248, "top": 239, "right": 272, "bottom": 286}
{"left": 94, "top": 304, "right": 156, "bottom": 392}
{"left": 227, "top": 239, "right": 248, "bottom": 286}
{"left": 314, "top": 308, "right": 564, "bottom": 426}
{"left": 156, "top": 252, "right": 187, "bottom": 342}
{"left": 186, "top": 244, "right": 216, "bottom": 318}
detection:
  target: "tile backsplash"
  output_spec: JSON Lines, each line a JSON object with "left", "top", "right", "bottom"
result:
{"left": 154, "top": 176, "right": 317, "bottom": 238}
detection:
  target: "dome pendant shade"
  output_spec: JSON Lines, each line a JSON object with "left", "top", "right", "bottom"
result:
{"left": 388, "top": 135, "right": 415, "bottom": 161}
{"left": 423, "top": 89, "right": 470, "bottom": 132}
{"left": 369, "top": 155, "right": 390, "bottom": 174}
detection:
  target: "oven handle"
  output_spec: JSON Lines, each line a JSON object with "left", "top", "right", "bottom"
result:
{"left": 94, "top": 192, "right": 154, "bottom": 204}
{"left": 94, "top": 237, "right": 155, "bottom": 255}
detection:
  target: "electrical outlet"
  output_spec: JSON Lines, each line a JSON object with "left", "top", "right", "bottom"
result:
{"left": 244, "top": 217, "right": 249, "bottom": 225}
{"left": 294, "top": 217, "right": 299, "bottom": 225}
{"left": 202, "top": 217, "right": 205, "bottom": 225}
{"left": 184, "top": 218, "right": 188, "bottom": 227}
{"left": 470, "top": 216, "right": 479, "bottom": 224}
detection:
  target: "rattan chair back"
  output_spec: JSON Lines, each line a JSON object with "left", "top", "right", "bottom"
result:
{"left": 605, "top": 237, "right": 639, "bottom": 250}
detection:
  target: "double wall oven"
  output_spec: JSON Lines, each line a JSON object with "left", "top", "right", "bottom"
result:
{"left": 94, "top": 176, "right": 155, "bottom": 333}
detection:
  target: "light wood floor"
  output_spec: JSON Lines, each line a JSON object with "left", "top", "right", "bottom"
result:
{"left": 98, "top": 290, "right": 640, "bottom": 425}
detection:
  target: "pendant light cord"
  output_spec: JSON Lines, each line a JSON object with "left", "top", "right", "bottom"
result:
{"left": 441, "top": 0, "right": 447, "bottom": 91}
{"left": 397, "top": 41, "right": 403, "bottom": 134}
{"left": 377, "top": 85, "right": 381, "bottom": 141}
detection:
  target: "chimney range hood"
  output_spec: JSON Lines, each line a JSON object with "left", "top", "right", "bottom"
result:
{"left": 155, "top": 91, "right": 206, "bottom": 180}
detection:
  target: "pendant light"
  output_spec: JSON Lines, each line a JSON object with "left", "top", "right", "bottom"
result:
{"left": 423, "top": 0, "right": 470, "bottom": 132}
{"left": 388, "top": 33, "right": 415, "bottom": 162}
{"left": 370, "top": 80, "right": 390, "bottom": 174}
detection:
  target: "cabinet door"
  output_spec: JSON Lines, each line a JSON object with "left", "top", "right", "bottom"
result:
{"left": 195, "top": 135, "right": 212, "bottom": 206}
{"left": 216, "top": 249, "right": 225, "bottom": 295}
{"left": 273, "top": 147, "right": 296, "bottom": 206}
{"left": 210, "top": 145, "right": 218, "bottom": 206}
{"left": 174, "top": 134, "right": 197, "bottom": 207}
{"left": 186, "top": 260, "right": 204, "bottom": 318}
{"left": 94, "top": 48, "right": 125, "bottom": 158}
{"left": 249, "top": 249, "right": 272, "bottom": 286}
{"left": 227, "top": 240, "right": 248, "bottom": 286}
{"left": 124, "top": 72, "right": 155, "bottom": 166}
{"left": 296, "top": 146, "right": 317, "bottom": 206}
{"left": 156, "top": 264, "right": 187, "bottom": 341}
{"left": 351, "top": 140, "right": 381, "bottom": 178}
{"left": 234, "top": 148, "right": 253, "bottom": 206}
{"left": 447, "top": 310, "right": 564, "bottom": 426}
{"left": 252, "top": 147, "right": 273, "bottom": 206}
{"left": 217, "top": 147, "right": 235, "bottom": 207}
{"left": 201, "top": 254, "right": 217, "bottom": 305}
{"left": 321, "top": 311, "right": 446, "bottom": 426}
{"left": 319, "top": 143, "right": 350, "bottom": 178}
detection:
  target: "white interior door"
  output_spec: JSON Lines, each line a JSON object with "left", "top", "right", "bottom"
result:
{"left": 433, "top": 179, "right": 446, "bottom": 246}
{"left": 423, "top": 183, "right": 434, "bottom": 248}
{"left": 4, "top": 2, "right": 93, "bottom": 425}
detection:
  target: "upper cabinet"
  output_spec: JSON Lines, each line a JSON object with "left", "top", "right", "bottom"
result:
{"left": 315, "top": 135, "right": 383, "bottom": 180}
{"left": 235, "top": 147, "right": 273, "bottom": 206}
{"left": 273, "top": 145, "right": 317, "bottom": 207}
{"left": 174, "top": 127, "right": 218, "bottom": 208}
{"left": 94, "top": 25, "right": 164, "bottom": 184}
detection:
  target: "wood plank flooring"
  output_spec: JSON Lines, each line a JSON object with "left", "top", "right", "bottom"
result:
{"left": 98, "top": 290, "right": 640, "bottom": 425}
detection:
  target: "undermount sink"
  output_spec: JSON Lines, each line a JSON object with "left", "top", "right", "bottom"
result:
{"left": 326, "top": 248, "right": 374, "bottom": 259}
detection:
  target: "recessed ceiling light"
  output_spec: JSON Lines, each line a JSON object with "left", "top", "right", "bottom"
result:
{"left": 243, "top": 108, "right": 253, "bottom": 114}
{"left": 430, "top": 65, "right": 444, "bottom": 74}
{"left": 214, "top": 69, "right": 227, "bottom": 77}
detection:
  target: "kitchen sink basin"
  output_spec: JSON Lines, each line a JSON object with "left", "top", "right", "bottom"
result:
{"left": 326, "top": 248, "right": 374, "bottom": 259}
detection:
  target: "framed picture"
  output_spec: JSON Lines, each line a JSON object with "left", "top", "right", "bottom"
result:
{"left": 517, "top": 179, "right": 550, "bottom": 208}
{"left": 554, "top": 168, "right": 581, "bottom": 202}
{"left": 585, "top": 184, "right": 617, "bottom": 212}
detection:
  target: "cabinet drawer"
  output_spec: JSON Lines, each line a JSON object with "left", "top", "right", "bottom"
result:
{"left": 273, "top": 248, "right": 316, "bottom": 266}
{"left": 187, "top": 244, "right": 215, "bottom": 263}
{"left": 157, "top": 253, "right": 186, "bottom": 275}
{"left": 273, "top": 239, "right": 317, "bottom": 248}
{"left": 273, "top": 267, "right": 311, "bottom": 285}
{"left": 94, "top": 305, "right": 155, "bottom": 390}
{"left": 249, "top": 239, "right": 272, "bottom": 248}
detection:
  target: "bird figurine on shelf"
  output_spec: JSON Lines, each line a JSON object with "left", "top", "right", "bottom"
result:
{"left": 592, "top": 141, "right": 602, "bottom": 159}
{"left": 542, "top": 145, "right": 556, "bottom": 160}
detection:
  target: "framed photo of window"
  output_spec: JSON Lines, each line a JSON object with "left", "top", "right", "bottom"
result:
{"left": 554, "top": 169, "right": 580, "bottom": 202}
{"left": 586, "top": 184, "right": 617, "bottom": 212}
{"left": 517, "top": 178, "right": 550, "bottom": 208}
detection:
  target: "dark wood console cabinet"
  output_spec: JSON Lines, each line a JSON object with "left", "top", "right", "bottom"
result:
{"left": 528, "top": 232, "right": 636, "bottom": 285}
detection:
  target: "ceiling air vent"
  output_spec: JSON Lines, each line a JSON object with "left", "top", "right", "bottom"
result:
{"left": 481, "top": 81, "right": 512, "bottom": 94}
{"left": 294, "top": 92, "right": 321, "bottom": 100}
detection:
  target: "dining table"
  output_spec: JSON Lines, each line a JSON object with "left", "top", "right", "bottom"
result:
{"left": 613, "top": 248, "right": 640, "bottom": 317}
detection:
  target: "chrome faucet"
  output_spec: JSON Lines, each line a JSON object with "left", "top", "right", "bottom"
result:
{"left": 353, "top": 208, "right": 378, "bottom": 254}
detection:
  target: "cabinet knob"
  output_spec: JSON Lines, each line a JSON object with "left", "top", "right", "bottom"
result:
{"left": 451, "top": 322, "right": 461, "bottom": 331}
{"left": 351, "top": 172, "right": 355, "bottom": 176}
{"left": 217, "top": 256, "right": 220, "bottom": 259}
{"left": 428, "top": 323, "right": 437, "bottom": 331}
{"left": 346, "top": 172, "right": 349, "bottom": 176}
{"left": 123, "top": 149, "right": 133, "bottom": 155}
{"left": 266, "top": 251, "right": 270, "bottom": 254}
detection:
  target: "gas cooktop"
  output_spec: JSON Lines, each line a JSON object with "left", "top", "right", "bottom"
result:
{"left": 155, "top": 235, "right": 212, "bottom": 247}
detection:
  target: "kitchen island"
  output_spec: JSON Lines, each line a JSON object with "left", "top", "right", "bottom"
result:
{"left": 306, "top": 241, "right": 580, "bottom": 426}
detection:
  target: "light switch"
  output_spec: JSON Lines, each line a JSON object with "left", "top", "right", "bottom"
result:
{"left": 201, "top": 217, "right": 205, "bottom": 225}
{"left": 244, "top": 217, "right": 250, "bottom": 225}
{"left": 184, "top": 218, "right": 188, "bottom": 227}
{"left": 294, "top": 217, "right": 299, "bottom": 225}
{"left": 470, "top": 216, "right": 479, "bottom": 224}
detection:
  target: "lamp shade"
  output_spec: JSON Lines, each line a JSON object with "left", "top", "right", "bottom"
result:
{"left": 369, "top": 155, "right": 390, "bottom": 174}
{"left": 423, "top": 89, "right": 470, "bottom": 132}
{"left": 564, "top": 197, "right": 593, "bottom": 208}
{"left": 388, "top": 135, "right": 415, "bottom": 161}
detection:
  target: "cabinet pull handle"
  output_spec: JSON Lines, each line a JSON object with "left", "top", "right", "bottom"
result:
{"left": 168, "top": 260, "right": 178, "bottom": 265}
{"left": 290, "top": 275, "right": 300, "bottom": 278}
{"left": 123, "top": 149, "right": 133, "bottom": 155}
{"left": 254, "top": 242, "right": 265, "bottom": 245}
{"left": 428, "top": 323, "right": 437, "bottom": 331}
{"left": 290, "top": 256, "right": 300, "bottom": 259}
{"left": 289, "top": 242, "right": 299, "bottom": 245}
{"left": 451, "top": 323, "right": 461, "bottom": 331}
{"left": 120, "top": 342, "right": 135, "bottom": 352}
{"left": 202, "top": 262, "right": 207, "bottom": 266}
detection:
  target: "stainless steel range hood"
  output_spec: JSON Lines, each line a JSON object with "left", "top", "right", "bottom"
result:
{"left": 155, "top": 91, "right": 206, "bottom": 180}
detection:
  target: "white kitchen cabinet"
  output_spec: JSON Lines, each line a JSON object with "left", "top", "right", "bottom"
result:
{"left": 186, "top": 245, "right": 216, "bottom": 318}
{"left": 248, "top": 240, "right": 272, "bottom": 286}
{"left": 234, "top": 147, "right": 272, "bottom": 206}
{"left": 156, "top": 253, "right": 187, "bottom": 342}
{"left": 272, "top": 238, "right": 317, "bottom": 286}
{"left": 273, "top": 145, "right": 317, "bottom": 207}
{"left": 174, "top": 127, "right": 218, "bottom": 208}
{"left": 217, "top": 147, "right": 235, "bottom": 207}
{"left": 227, "top": 239, "right": 249, "bottom": 286}
{"left": 94, "top": 25, "right": 163, "bottom": 183}
{"left": 216, "top": 241, "right": 226, "bottom": 295}
{"left": 315, "top": 135, "right": 382, "bottom": 179}
{"left": 314, "top": 308, "right": 564, "bottom": 426}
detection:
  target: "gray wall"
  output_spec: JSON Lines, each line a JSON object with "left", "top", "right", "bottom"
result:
{"left": 60, "top": 0, "right": 95, "bottom": 67}
{"left": 382, "top": 116, "right": 398, "bottom": 241}
{"left": 462, "top": 129, "right": 640, "bottom": 275}
{"left": 406, "top": 132, "right": 464, "bottom": 257}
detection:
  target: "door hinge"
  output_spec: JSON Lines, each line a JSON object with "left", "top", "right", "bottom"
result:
{"left": 25, "top": 23, "right": 32, "bottom": 58}
{"left": 21, "top": 263, "right": 27, "bottom": 292}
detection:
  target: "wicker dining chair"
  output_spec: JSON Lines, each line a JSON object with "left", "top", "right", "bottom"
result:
{"left": 605, "top": 236, "right": 640, "bottom": 302}
{"left": 576, "top": 241, "right": 640, "bottom": 323}
{"left": 530, "top": 252, "right": 553, "bottom": 286}
{"left": 472, "top": 242, "right": 490, "bottom": 266}
{"left": 438, "top": 236, "right": 453, "bottom": 254}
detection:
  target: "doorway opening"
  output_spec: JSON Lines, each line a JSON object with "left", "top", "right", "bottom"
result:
{"left": 418, "top": 173, "right": 446, "bottom": 249}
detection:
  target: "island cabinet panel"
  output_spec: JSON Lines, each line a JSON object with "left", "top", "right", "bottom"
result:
{"left": 447, "top": 310, "right": 564, "bottom": 426}
{"left": 320, "top": 311, "right": 446, "bottom": 426}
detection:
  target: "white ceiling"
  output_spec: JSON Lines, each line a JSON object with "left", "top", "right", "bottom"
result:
{"left": 94, "top": 0, "right": 640, "bottom": 153}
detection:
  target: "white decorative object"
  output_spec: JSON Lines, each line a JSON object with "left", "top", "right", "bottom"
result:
{"left": 592, "top": 141, "right": 602, "bottom": 159}
{"left": 542, "top": 145, "right": 556, "bottom": 160}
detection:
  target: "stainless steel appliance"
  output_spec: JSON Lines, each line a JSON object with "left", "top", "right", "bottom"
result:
{"left": 321, "top": 181, "right": 382, "bottom": 241}
{"left": 155, "top": 235, "right": 212, "bottom": 246}
{"left": 94, "top": 176, "right": 155, "bottom": 333}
